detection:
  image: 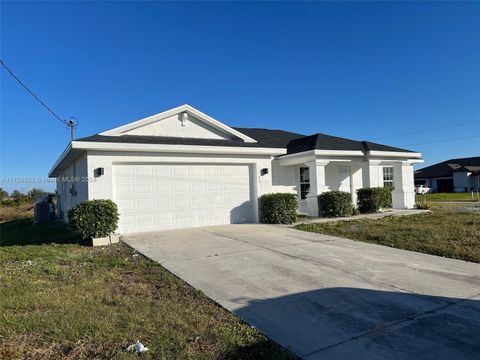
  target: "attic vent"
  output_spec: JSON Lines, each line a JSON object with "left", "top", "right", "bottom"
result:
{"left": 180, "top": 112, "right": 188, "bottom": 127}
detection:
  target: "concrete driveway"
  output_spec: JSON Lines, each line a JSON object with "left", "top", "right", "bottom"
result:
{"left": 124, "top": 225, "right": 480, "bottom": 360}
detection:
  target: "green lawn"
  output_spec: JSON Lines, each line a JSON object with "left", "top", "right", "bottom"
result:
{"left": 416, "top": 192, "right": 480, "bottom": 202}
{"left": 0, "top": 220, "right": 294, "bottom": 360}
{"left": 296, "top": 203, "right": 480, "bottom": 263}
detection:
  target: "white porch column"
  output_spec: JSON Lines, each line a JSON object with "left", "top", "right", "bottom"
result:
{"left": 362, "top": 159, "right": 381, "bottom": 188}
{"left": 350, "top": 163, "right": 363, "bottom": 206}
{"left": 392, "top": 162, "right": 415, "bottom": 209}
{"left": 306, "top": 160, "right": 329, "bottom": 217}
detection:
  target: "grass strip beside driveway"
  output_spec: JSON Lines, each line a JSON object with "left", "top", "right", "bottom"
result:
{"left": 295, "top": 204, "right": 480, "bottom": 263}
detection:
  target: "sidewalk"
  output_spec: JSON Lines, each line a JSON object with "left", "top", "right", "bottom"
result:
{"left": 293, "top": 209, "right": 429, "bottom": 225}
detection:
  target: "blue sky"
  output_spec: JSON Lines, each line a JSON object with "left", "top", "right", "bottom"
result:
{"left": 1, "top": 1, "right": 479, "bottom": 193}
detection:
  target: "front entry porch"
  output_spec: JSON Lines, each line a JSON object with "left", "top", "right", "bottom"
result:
{"left": 272, "top": 152, "right": 417, "bottom": 217}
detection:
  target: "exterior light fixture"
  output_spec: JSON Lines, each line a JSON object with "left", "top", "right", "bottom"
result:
{"left": 95, "top": 167, "right": 104, "bottom": 177}
{"left": 180, "top": 112, "right": 188, "bottom": 127}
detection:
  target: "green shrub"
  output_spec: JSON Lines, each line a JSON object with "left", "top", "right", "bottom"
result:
{"left": 259, "top": 193, "right": 298, "bottom": 224}
{"left": 318, "top": 191, "right": 353, "bottom": 217}
{"left": 68, "top": 199, "right": 119, "bottom": 240}
{"left": 356, "top": 187, "right": 392, "bottom": 214}
{"left": 378, "top": 187, "right": 393, "bottom": 208}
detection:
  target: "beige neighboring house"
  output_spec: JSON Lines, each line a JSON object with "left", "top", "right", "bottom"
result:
{"left": 49, "top": 104, "right": 422, "bottom": 234}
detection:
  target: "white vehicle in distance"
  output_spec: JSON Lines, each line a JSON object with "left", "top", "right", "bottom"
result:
{"left": 415, "top": 185, "right": 431, "bottom": 194}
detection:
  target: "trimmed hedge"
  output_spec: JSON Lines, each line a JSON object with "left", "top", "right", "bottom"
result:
{"left": 356, "top": 187, "right": 392, "bottom": 214}
{"left": 318, "top": 191, "right": 353, "bottom": 218}
{"left": 260, "top": 193, "right": 298, "bottom": 224}
{"left": 68, "top": 199, "right": 119, "bottom": 240}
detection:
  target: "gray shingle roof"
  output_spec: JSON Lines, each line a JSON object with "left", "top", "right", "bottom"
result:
{"left": 76, "top": 134, "right": 259, "bottom": 148}
{"left": 75, "top": 128, "right": 416, "bottom": 155}
{"left": 232, "top": 127, "right": 305, "bottom": 148}
{"left": 286, "top": 133, "right": 416, "bottom": 155}
{"left": 75, "top": 128, "right": 305, "bottom": 149}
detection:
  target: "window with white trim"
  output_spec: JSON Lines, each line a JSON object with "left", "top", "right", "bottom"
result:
{"left": 383, "top": 166, "right": 394, "bottom": 188}
{"left": 299, "top": 167, "right": 310, "bottom": 200}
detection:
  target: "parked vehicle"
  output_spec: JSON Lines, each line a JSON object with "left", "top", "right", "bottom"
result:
{"left": 415, "top": 185, "right": 431, "bottom": 194}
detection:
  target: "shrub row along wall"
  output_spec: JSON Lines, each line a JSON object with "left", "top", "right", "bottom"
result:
{"left": 316, "top": 188, "right": 392, "bottom": 217}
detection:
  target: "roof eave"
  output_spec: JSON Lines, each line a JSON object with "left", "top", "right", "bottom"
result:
{"left": 49, "top": 140, "right": 287, "bottom": 177}
{"left": 367, "top": 150, "right": 422, "bottom": 159}
{"left": 48, "top": 142, "right": 72, "bottom": 177}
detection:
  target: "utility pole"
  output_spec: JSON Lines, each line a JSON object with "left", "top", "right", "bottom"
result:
{"left": 67, "top": 117, "right": 78, "bottom": 141}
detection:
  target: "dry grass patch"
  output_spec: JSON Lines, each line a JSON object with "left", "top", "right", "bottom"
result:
{"left": 0, "top": 203, "right": 33, "bottom": 223}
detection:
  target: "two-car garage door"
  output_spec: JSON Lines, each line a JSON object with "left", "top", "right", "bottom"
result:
{"left": 113, "top": 164, "right": 255, "bottom": 234}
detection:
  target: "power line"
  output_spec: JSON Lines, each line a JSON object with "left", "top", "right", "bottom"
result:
{"left": 368, "top": 119, "right": 480, "bottom": 141}
{"left": 0, "top": 59, "right": 78, "bottom": 140}
{"left": 399, "top": 134, "right": 480, "bottom": 147}
{"left": 0, "top": 59, "right": 67, "bottom": 125}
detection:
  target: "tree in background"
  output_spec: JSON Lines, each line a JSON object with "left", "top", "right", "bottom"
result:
{"left": 27, "top": 188, "right": 47, "bottom": 199}
{"left": 10, "top": 190, "right": 23, "bottom": 199}
{"left": 0, "top": 188, "right": 8, "bottom": 200}
{"left": 3, "top": 189, "right": 49, "bottom": 206}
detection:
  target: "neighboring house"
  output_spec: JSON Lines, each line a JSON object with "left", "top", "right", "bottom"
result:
{"left": 49, "top": 105, "right": 422, "bottom": 234}
{"left": 414, "top": 156, "right": 480, "bottom": 193}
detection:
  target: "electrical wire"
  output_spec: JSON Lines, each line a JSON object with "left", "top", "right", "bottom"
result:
{"left": 399, "top": 134, "right": 480, "bottom": 147}
{"left": 0, "top": 58, "right": 69, "bottom": 126}
{"left": 368, "top": 120, "right": 480, "bottom": 141}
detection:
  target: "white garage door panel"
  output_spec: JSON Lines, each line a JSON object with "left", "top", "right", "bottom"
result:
{"left": 113, "top": 164, "right": 254, "bottom": 233}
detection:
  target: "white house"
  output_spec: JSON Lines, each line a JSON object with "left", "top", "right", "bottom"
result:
{"left": 49, "top": 104, "right": 422, "bottom": 234}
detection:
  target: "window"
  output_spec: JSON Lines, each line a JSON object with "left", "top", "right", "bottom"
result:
{"left": 383, "top": 167, "right": 394, "bottom": 188}
{"left": 299, "top": 167, "right": 310, "bottom": 200}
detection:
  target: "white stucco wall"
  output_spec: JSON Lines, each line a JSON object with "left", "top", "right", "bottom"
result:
{"left": 54, "top": 149, "right": 419, "bottom": 222}
{"left": 324, "top": 162, "right": 355, "bottom": 191}
{"left": 272, "top": 164, "right": 296, "bottom": 194}
{"left": 56, "top": 153, "right": 89, "bottom": 220}
{"left": 123, "top": 113, "right": 232, "bottom": 139}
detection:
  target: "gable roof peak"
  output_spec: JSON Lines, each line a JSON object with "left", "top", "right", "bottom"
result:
{"left": 99, "top": 104, "right": 257, "bottom": 143}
